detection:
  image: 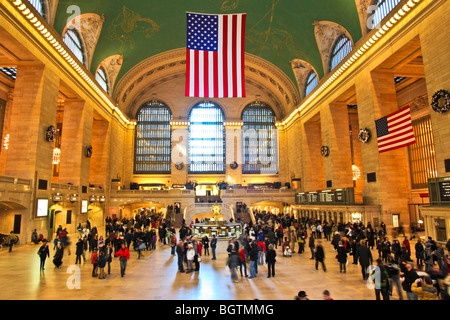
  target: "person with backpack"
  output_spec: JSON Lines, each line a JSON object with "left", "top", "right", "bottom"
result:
{"left": 385, "top": 255, "right": 404, "bottom": 300}
{"left": 37, "top": 240, "right": 50, "bottom": 271}
{"left": 382, "top": 237, "right": 391, "bottom": 263}
{"left": 98, "top": 251, "right": 107, "bottom": 279}
{"left": 423, "top": 244, "right": 434, "bottom": 273}
{"left": 6, "top": 231, "right": 16, "bottom": 252}
{"left": 370, "top": 258, "right": 390, "bottom": 300}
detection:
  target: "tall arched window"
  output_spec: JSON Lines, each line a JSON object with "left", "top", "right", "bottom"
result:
{"left": 189, "top": 102, "right": 225, "bottom": 174}
{"left": 28, "top": 0, "right": 45, "bottom": 17}
{"left": 62, "top": 28, "right": 85, "bottom": 65}
{"left": 134, "top": 101, "right": 172, "bottom": 174}
{"left": 305, "top": 71, "right": 319, "bottom": 97}
{"left": 372, "top": 0, "right": 401, "bottom": 28}
{"left": 330, "top": 35, "right": 352, "bottom": 71}
{"left": 95, "top": 67, "right": 109, "bottom": 94}
{"left": 242, "top": 102, "right": 278, "bottom": 175}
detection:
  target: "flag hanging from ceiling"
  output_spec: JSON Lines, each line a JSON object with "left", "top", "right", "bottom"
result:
{"left": 375, "top": 105, "right": 416, "bottom": 153}
{"left": 185, "top": 12, "right": 246, "bottom": 98}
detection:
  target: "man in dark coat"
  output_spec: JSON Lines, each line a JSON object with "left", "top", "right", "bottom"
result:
{"left": 176, "top": 240, "right": 185, "bottom": 273}
{"left": 308, "top": 234, "right": 315, "bottom": 259}
{"left": 400, "top": 262, "right": 419, "bottom": 300}
{"left": 356, "top": 240, "right": 373, "bottom": 280}
{"left": 314, "top": 241, "right": 326, "bottom": 271}
{"left": 210, "top": 235, "right": 217, "bottom": 260}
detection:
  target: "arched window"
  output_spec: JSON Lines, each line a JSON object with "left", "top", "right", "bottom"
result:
{"left": 330, "top": 35, "right": 352, "bottom": 71}
{"left": 62, "top": 28, "right": 85, "bottom": 65}
{"left": 28, "top": 0, "right": 45, "bottom": 17}
{"left": 242, "top": 102, "right": 278, "bottom": 175}
{"left": 189, "top": 102, "right": 225, "bottom": 174}
{"left": 95, "top": 67, "right": 109, "bottom": 93}
{"left": 372, "top": 0, "right": 401, "bottom": 28}
{"left": 304, "top": 71, "right": 318, "bottom": 97}
{"left": 134, "top": 101, "right": 172, "bottom": 174}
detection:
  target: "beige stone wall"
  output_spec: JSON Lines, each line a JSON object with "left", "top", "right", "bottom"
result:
{"left": 420, "top": 0, "right": 450, "bottom": 176}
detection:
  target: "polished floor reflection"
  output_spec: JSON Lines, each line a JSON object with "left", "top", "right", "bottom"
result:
{"left": 0, "top": 235, "right": 402, "bottom": 300}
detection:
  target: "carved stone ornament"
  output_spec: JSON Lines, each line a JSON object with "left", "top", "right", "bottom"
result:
{"left": 64, "top": 13, "right": 104, "bottom": 69}
{"left": 313, "top": 21, "right": 353, "bottom": 74}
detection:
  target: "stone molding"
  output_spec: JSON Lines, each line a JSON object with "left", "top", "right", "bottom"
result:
{"left": 113, "top": 48, "right": 300, "bottom": 119}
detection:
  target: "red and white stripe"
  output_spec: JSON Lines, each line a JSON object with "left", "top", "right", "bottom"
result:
{"left": 378, "top": 106, "right": 416, "bottom": 153}
{"left": 186, "top": 13, "right": 246, "bottom": 98}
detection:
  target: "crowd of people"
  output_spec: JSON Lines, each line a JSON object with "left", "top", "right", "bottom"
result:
{"left": 249, "top": 211, "right": 450, "bottom": 300}
{"left": 29, "top": 208, "right": 450, "bottom": 300}
{"left": 36, "top": 211, "right": 176, "bottom": 278}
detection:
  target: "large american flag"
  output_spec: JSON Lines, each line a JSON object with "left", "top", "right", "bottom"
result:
{"left": 375, "top": 106, "right": 416, "bottom": 153}
{"left": 185, "top": 12, "right": 246, "bottom": 98}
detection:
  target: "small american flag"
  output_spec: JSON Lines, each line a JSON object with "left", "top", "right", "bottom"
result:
{"left": 375, "top": 106, "right": 416, "bottom": 153}
{"left": 185, "top": 12, "right": 246, "bottom": 98}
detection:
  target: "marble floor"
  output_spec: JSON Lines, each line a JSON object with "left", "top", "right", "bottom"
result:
{"left": 0, "top": 235, "right": 410, "bottom": 300}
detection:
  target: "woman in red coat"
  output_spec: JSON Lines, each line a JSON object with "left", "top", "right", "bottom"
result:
{"left": 114, "top": 243, "right": 130, "bottom": 277}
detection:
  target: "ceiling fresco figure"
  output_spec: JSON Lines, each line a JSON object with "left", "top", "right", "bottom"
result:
{"left": 107, "top": 6, "right": 160, "bottom": 51}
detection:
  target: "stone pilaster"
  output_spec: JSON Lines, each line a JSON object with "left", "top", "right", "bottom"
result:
{"left": 321, "top": 103, "right": 353, "bottom": 189}
{"left": 5, "top": 64, "right": 59, "bottom": 183}
{"left": 355, "top": 70, "right": 411, "bottom": 234}
{"left": 58, "top": 100, "right": 93, "bottom": 187}
{"left": 302, "top": 117, "right": 324, "bottom": 191}
{"left": 89, "top": 117, "right": 110, "bottom": 189}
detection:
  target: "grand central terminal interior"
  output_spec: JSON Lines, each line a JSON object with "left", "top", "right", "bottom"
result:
{"left": 0, "top": 0, "right": 449, "bottom": 302}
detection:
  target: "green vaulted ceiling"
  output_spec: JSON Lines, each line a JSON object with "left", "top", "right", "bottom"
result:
{"left": 53, "top": 0, "right": 362, "bottom": 92}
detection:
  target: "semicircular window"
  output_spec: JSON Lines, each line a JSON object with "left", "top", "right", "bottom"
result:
{"left": 188, "top": 102, "right": 225, "bottom": 174}
{"left": 372, "top": 0, "right": 401, "bottom": 29}
{"left": 134, "top": 101, "right": 173, "bottom": 174}
{"left": 242, "top": 102, "right": 278, "bottom": 175}
{"left": 28, "top": 0, "right": 45, "bottom": 17}
{"left": 330, "top": 35, "right": 352, "bottom": 72}
{"left": 95, "top": 67, "right": 109, "bottom": 94}
{"left": 305, "top": 71, "right": 319, "bottom": 97}
{"left": 62, "top": 28, "right": 85, "bottom": 66}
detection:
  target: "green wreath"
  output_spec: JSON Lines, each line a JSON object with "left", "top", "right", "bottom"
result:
{"left": 431, "top": 89, "right": 450, "bottom": 114}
